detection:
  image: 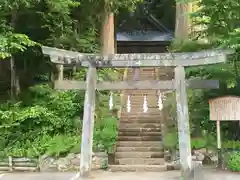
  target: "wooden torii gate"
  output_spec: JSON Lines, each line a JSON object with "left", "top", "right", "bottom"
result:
{"left": 41, "top": 46, "right": 232, "bottom": 179}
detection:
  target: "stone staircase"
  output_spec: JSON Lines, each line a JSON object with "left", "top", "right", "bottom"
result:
{"left": 110, "top": 68, "right": 166, "bottom": 172}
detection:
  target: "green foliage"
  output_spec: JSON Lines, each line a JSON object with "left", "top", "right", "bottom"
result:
{"left": 163, "top": 131, "right": 178, "bottom": 149}
{"left": 227, "top": 152, "right": 240, "bottom": 172}
{"left": 0, "top": 33, "right": 37, "bottom": 58}
{"left": 223, "top": 141, "right": 240, "bottom": 150}
{"left": 191, "top": 138, "right": 207, "bottom": 149}
{"left": 191, "top": 0, "right": 240, "bottom": 48}
{"left": 94, "top": 117, "right": 118, "bottom": 153}
{"left": 168, "top": 37, "right": 240, "bottom": 142}
{"left": 0, "top": 0, "right": 140, "bottom": 159}
{"left": 0, "top": 0, "right": 239, "bottom": 162}
{"left": 100, "top": 159, "right": 108, "bottom": 170}
{"left": 169, "top": 40, "right": 214, "bottom": 52}
{"left": 0, "top": 84, "right": 83, "bottom": 157}
{"left": 0, "top": 82, "right": 118, "bottom": 158}
{"left": 163, "top": 131, "right": 217, "bottom": 150}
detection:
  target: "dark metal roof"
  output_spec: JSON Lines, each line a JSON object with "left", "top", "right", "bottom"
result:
{"left": 116, "top": 30, "right": 173, "bottom": 42}
{"left": 116, "top": 0, "right": 175, "bottom": 42}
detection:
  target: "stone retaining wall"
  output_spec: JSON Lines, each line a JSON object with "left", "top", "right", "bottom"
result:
{"left": 165, "top": 148, "right": 219, "bottom": 170}
{"left": 39, "top": 152, "right": 108, "bottom": 172}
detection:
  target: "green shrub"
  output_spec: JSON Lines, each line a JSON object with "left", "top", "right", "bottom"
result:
{"left": 94, "top": 116, "right": 118, "bottom": 153}
{"left": 227, "top": 152, "right": 240, "bottom": 172}
{"left": 163, "top": 131, "right": 216, "bottom": 150}
{"left": 223, "top": 141, "right": 240, "bottom": 150}
{"left": 191, "top": 137, "right": 207, "bottom": 149}
{"left": 0, "top": 83, "right": 118, "bottom": 158}
{"left": 163, "top": 131, "right": 178, "bottom": 149}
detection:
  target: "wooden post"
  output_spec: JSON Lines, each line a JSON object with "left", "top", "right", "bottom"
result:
{"left": 80, "top": 66, "right": 97, "bottom": 177}
{"left": 175, "top": 66, "right": 193, "bottom": 180}
{"left": 216, "top": 120, "right": 222, "bottom": 168}
{"left": 209, "top": 96, "right": 240, "bottom": 168}
{"left": 80, "top": 7, "right": 115, "bottom": 178}
{"left": 9, "top": 156, "right": 13, "bottom": 171}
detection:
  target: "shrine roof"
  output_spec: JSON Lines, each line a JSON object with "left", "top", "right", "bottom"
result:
{"left": 116, "top": 30, "right": 173, "bottom": 42}
{"left": 116, "top": 0, "right": 175, "bottom": 42}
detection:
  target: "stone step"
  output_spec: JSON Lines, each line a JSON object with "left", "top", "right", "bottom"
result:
{"left": 120, "top": 117, "right": 162, "bottom": 120}
{"left": 128, "top": 71, "right": 155, "bottom": 74}
{"left": 121, "top": 111, "right": 161, "bottom": 115}
{"left": 123, "top": 92, "right": 159, "bottom": 95}
{"left": 121, "top": 109, "right": 160, "bottom": 113}
{"left": 122, "top": 96, "right": 158, "bottom": 100}
{"left": 122, "top": 104, "right": 158, "bottom": 107}
{"left": 116, "top": 146, "right": 163, "bottom": 152}
{"left": 121, "top": 105, "right": 159, "bottom": 108}
{"left": 120, "top": 113, "right": 161, "bottom": 116}
{"left": 127, "top": 73, "right": 155, "bottom": 76}
{"left": 119, "top": 123, "right": 161, "bottom": 129}
{"left": 118, "top": 127, "right": 161, "bottom": 132}
{"left": 120, "top": 113, "right": 161, "bottom": 117}
{"left": 120, "top": 113, "right": 162, "bottom": 118}
{"left": 109, "top": 164, "right": 166, "bottom": 172}
{"left": 120, "top": 118, "right": 161, "bottom": 123}
{"left": 123, "top": 95, "right": 158, "bottom": 98}
{"left": 121, "top": 100, "right": 158, "bottom": 103}
{"left": 116, "top": 141, "right": 162, "bottom": 147}
{"left": 127, "top": 71, "right": 155, "bottom": 75}
{"left": 118, "top": 131, "right": 161, "bottom": 136}
{"left": 115, "top": 158, "right": 165, "bottom": 165}
{"left": 127, "top": 68, "right": 156, "bottom": 71}
{"left": 115, "top": 152, "right": 164, "bottom": 158}
{"left": 121, "top": 103, "right": 159, "bottom": 107}
{"left": 128, "top": 70, "right": 155, "bottom": 73}
{"left": 126, "top": 77, "right": 157, "bottom": 81}
{"left": 122, "top": 93, "right": 158, "bottom": 96}
{"left": 117, "top": 136, "right": 162, "bottom": 141}
{"left": 120, "top": 117, "right": 162, "bottom": 121}
{"left": 121, "top": 106, "right": 160, "bottom": 111}
{"left": 126, "top": 76, "right": 155, "bottom": 79}
{"left": 122, "top": 100, "right": 158, "bottom": 103}
{"left": 127, "top": 71, "right": 155, "bottom": 74}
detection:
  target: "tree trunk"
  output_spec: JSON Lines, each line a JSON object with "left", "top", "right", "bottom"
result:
{"left": 175, "top": 2, "right": 192, "bottom": 40}
{"left": 10, "top": 56, "right": 20, "bottom": 100}
{"left": 101, "top": 7, "right": 115, "bottom": 55}
{"left": 10, "top": 12, "right": 20, "bottom": 100}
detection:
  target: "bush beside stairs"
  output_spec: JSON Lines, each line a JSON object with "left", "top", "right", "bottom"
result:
{"left": 109, "top": 68, "right": 167, "bottom": 172}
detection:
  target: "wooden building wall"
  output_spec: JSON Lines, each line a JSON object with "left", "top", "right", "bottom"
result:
{"left": 117, "top": 41, "right": 170, "bottom": 53}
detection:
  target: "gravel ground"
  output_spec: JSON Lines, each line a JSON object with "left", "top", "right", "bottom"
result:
{"left": 0, "top": 168, "right": 239, "bottom": 180}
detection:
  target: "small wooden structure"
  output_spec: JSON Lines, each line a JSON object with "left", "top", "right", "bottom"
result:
{"left": 209, "top": 96, "right": 240, "bottom": 121}
{"left": 209, "top": 96, "right": 240, "bottom": 167}
{"left": 41, "top": 46, "right": 232, "bottom": 179}
{"left": 0, "top": 157, "right": 39, "bottom": 172}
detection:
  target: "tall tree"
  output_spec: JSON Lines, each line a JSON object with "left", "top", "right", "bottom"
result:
{"left": 175, "top": 0, "right": 193, "bottom": 40}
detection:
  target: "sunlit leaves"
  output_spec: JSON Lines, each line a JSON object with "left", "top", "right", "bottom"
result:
{"left": 0, "top": 33, "right": 37, "bottom": 58}
{"left": 192, "top": 0, "right": 240, "bottom": 49}
{"left": 46, "top": 0, "right": 80, "bottom": 13}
